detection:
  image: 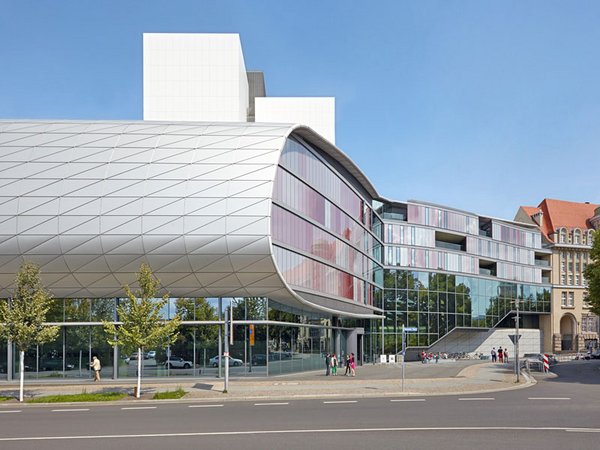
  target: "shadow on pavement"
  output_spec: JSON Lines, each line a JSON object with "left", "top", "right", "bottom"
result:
{"left": 539, "top": 360, "right": 600, "bottom": 385}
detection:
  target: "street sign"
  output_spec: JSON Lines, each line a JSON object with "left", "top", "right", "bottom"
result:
{"left": 404, "top": 327, "right": 418, "bottom": 332}
{"left": 508, "top": 334, "right": 522, "bottom": 344}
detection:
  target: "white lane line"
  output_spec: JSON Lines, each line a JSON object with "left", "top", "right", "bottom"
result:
{"left": 254, "top": 402, "right": 289, "bottom": 406}
{"left": 390, "top": 399, "right": 426, "bottom": 402}
{"left": 566, "top": 429, "right": 600, "bottom": 433}
{"left": 1, "top": 426, "right": 599, "bottom": 441}
{"left": 121, "top": 406, "right": 157, "bottom": 410}
{"left": 458, "top": 397, "right": 495, "bottom": 401}
{"left": 51, "top": 408, "right": 90, "bottom": 412}
{"left": 188, "top": 404, "right": 224, "bottom": 408}
{"left": 0, "top": 410, "right": 21, "bottom": 414}
{"left": 323, "top": 400, "right": 358, "bottom": 404}
{"left": 528, "top": 397, "right": 571, "bottom": 400}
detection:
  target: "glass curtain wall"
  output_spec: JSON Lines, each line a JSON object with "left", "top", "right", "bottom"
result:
{"left": 376, "top": 269, "right": 551, "bottom": 354}
{"left": 5, "top": 296, "right": 339, "bottom": 379}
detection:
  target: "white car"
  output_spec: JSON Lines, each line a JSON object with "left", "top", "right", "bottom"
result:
{"left": 165, "top": 356, "right": 193, "bottom": 369}
{"left": 124, "top": 354, "right": 157, "bottom": 366}
{"left": 209, "top": 355, "right": 243, "bottom": 367}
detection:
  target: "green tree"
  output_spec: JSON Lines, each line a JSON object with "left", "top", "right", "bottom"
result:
{"left": 584, "top": 230, "right": 600, "bottom": 316}
{"left": 103, "top": 263, "right": 181, "bottom": 398}
{"left": 0, "top": 262, "right": 59, "bottom": 402}
{"left": 172, "top": 298, "right": 218, "bottom": 363}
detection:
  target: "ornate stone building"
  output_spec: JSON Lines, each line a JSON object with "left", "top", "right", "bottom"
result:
{"left": 515, "top": 199, "right": 599, "bottom": 353}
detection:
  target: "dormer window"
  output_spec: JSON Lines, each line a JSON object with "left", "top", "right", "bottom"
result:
{"left": 558, "top": 228, "right": 567, "bottom": 244}
{"left": 574, "top": 229, "right": 581, "bottom": 245}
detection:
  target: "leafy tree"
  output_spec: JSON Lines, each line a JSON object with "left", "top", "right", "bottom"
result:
{"left": 103, "top": 263, "right": 181, "bottom": 398}
{"left": 172, "top": 298, "right": 218, "bottom": 361}
{"left": 0, "top": 262, "right": 59, "bottom": 402}
{"left": 584, "top": 230, "right": 600, "bottom": 316}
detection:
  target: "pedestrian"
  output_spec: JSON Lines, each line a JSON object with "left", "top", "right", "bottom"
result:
{"left": 331, "top": 353, "right": 338, "bottom": 376}
{"left": 90, "top": 355, "right": 101, "bottom": 382}
{"left": 435, "top": 353, "right": 439, "bottom": 364}
{"left": 344, "top": 354, "right": 351, "bottom": 376}
{"left": 325, "top": 353, "right": 331, "bottom": 376}
{"left": 491, "top": 347, "right": 497, "bottom": 362}
{"left": 498, "top": 347, "right": 503, "bottom": 363}
{"left": 503, "top": 349, "right": 508, "bottom": 363}
{"left": 350, "top": 352, "right": 356, "bottom": 377}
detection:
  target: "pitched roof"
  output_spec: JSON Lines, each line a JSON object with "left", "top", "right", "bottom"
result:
{"left": 520, "top": 199, "right": 598, "bottom": 241}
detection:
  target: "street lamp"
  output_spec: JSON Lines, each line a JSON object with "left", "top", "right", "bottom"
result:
{"left": 514, "top": 297, "right": 520, "bottom": 383}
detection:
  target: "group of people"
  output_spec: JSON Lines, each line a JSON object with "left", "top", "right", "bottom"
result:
{"left": 491, "top": 346, "right": 509, "bottom": 363}
{"left": 420, "top": 351, "right": 443, "bottom": 363}
{"left": 325, "top": 352, "right": 356, "bottom": 377}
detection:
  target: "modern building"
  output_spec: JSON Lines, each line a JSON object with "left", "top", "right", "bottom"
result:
{"left": 143, "top": 33, "right": 336, "bottom": 143}
{"left": 515, "top": 199, "right": 599, "bottom": 353}
{"left": 0, "top": 33, "right": 552, "bottom": 380}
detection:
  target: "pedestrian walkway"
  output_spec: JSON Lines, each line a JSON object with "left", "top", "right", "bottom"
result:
{"left": 0, "top": 361, "right": 530, "bottom": 403}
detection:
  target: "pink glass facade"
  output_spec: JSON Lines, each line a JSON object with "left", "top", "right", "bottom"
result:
{"left": 271, "top": 138, "right": 381, "bottom": 307}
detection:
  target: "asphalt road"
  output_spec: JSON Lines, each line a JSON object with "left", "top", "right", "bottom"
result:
{"left": 0, "top": 360, "right": 599, "bottom": 450}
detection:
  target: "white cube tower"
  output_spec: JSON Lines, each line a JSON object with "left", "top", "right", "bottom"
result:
{"left": 143, "top": 33, "right": 249, "bottom": 122}
{"left": 143, "top": 33, "right": 336, "bottom": 144}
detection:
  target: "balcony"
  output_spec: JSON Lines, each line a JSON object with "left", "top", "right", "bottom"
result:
{"left": 534, "top": 259, "right": 550, "bottom": 267}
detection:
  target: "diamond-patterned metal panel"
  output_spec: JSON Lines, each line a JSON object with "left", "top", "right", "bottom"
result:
{"left": 0, "top": 121, "right": 290, "bottom": 300}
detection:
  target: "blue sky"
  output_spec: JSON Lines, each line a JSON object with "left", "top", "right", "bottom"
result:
{"left": 1, "top": 1, "right": 599, "bottom": 220}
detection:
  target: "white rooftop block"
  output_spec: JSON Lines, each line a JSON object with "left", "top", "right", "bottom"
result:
{"left": 255, "top": 97, "right": 336, "bottom": 144}
{"left": 143, "top": 33, "right": 249, "bottom": 122}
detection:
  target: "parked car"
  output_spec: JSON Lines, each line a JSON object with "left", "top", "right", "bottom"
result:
{"left": 590, "top": 349, "right": 600, "bottom": 359}
{"left": 125, "top": 354, "right": 158, "bottom": 366}
{"left": 40, "top": 359, "right": 75, "bottom": 371}
{"left": 209, "top": 355, "right": 243, "bottom": 367}
{"left": 165, "top": 356, "right": 193, "bottom": 369}
{"left": 146, "top": 350, "right": 156, "bottom": 359}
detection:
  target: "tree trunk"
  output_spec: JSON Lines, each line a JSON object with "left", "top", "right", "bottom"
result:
{"left": 136, "top": 347, "right": 142, "bottom": 398}
{"left": 19, "top": 350, "right": 24, "bottom": 402}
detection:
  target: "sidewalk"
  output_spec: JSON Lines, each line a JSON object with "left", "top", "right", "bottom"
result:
{"left": 0, "top": 361, "right": 531, "bottom": 403}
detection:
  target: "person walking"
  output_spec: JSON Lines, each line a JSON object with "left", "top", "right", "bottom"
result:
{"left": 349, "top": 352, "right": 356, "bottom": 377}
{"left": 331, "top": 353, "right": 338, "bottom": 376}
{"left": 344, "top": 354, "right": 351, "bottom": 376}
{"left": 90, "top": 355, "right": 101, "bottom": 382}
{"left": 491, "top": 347, "right": 497, "bottom": 362}
{"left": 325, "top": 353, "right": 331, "bottom": 376}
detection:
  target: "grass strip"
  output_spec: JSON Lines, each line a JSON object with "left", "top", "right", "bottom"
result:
{"left": 28, "top": 392, "right": 127, "bottom": 403}
{"left": 153, "top": 387, "right": 187, "bottom": 400}
{"left": 0, "top": 395, "right": 12, "bottom": 401}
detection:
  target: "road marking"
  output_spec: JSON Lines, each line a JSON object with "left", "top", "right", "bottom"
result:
{"left": 254, "top": 402, "right": 289, "bottom": 406}
{"left": 51, "top": 408, "right": 90, "bottom": 412}
{"left": 458, "top": 397, "right": 495, "bottom": 401}
{"left": 390, "top": 399, "right": 426, "bottom": 402}
{"left": 323, "top": 400, "right": 358, "bottom": 404}
{"left": 1, "top": 427, "right": 600, "bottom": 441}
{"left": 528, "top": 397, "right": 571, "bottom": 401}
{"left": 566, "top": 429, "right": 600, "bottom": 433}
{"left": 188, "top": 404, "right": 224, "bottom": 408}
{"left": 121, "top": 406, "right": 157, "bottom": 410}
{"left": 0, "top": 410, "right": 21, "bottom": 414}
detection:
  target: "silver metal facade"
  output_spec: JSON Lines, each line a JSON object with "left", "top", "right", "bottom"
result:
{"left": 0, "top": 120, "right": 380, "bottom": 318}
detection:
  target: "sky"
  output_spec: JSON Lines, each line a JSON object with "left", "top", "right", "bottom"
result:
{"left": 1, "top": 1, "right": 599, "bottom": 220}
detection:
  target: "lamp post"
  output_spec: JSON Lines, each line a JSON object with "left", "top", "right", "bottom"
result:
{"left": 515, "top": 297, "right": 520, "bottom": 383}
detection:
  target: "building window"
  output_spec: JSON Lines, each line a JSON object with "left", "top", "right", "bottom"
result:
{"left": 561, "top": 291, "right": 567, "bottom": 307}
{"left": 575, "top": 274, "right": 580, "bottom": 286}
{"left": 574, "top": 229, "right": 581, "bottom": 245}
{"left": 561, "top": 274, "right": 566, "bottom": 284}
{"left": 568, "top": 292, "right": 575, "bottom": 307}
